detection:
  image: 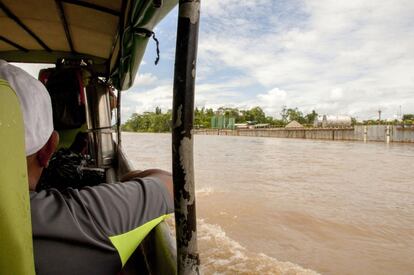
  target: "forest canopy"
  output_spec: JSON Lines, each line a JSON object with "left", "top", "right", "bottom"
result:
{"left": 121, "top": 106, "right": 318, "bottom": 132}
{"left": 121, "top": 107, "right": 413, "bottom": 133}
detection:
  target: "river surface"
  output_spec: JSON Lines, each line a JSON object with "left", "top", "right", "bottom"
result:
{"left": 122, "top": 132, "right": 414, "bottom": 275}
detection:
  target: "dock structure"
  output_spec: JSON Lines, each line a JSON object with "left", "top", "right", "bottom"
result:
{"left": 194, "top": 125, "right": 414, "bottom": 143}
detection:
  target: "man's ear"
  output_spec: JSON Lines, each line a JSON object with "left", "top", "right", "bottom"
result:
{"left": 37, "top": 131, "right": 59, "bottom": 167}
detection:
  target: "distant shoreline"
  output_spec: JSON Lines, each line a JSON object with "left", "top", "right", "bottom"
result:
{"left": 123, "top": 126, "right": 414, "bottom": 143}
{"left": 193, "top": 126, "right": 414, "bottom": 143}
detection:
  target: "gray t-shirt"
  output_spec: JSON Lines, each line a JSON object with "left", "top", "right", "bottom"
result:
{"left": 30, "top": 177, "right": 174, "bottom": 275}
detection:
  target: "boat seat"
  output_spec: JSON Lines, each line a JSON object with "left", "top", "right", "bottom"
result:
{"left": 0, "top": 79, "right": 35, "bottom": 275}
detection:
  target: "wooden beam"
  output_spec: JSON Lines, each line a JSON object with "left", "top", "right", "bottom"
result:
{"left": 61, "top": 0, "right": 120, "bottom": 16}
{"left": 0, "top": 35, "right": 29, "bottom": 52}
{"left": 0, "top": 1, "right": 52, "bottom": 52}
{"left": 55, "top": 0, "right": 75, "bottom": 53}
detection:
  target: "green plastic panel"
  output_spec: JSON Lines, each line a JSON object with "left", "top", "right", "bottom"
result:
{"left": 57, "top": 124, "right": 87, "bottom": 149}
{"left": 109, "top": 214, "right": 169, "bottom": 267}
{"left": 0, "top": 79, "right": 35, "bottom": 275}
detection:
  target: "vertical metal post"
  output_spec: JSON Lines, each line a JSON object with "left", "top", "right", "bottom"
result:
{"left": 364, "top": 125, "right": 367, "bottom": 143}
{"left": 172, "top": 1, "right": 200, "bottom": 274}
{"left": 116, "top": 88, "right": 122, "bottom": 145}
{"left": 116, "top": 0, "right": 127, "bottom": 146}
{"left": 386, "top": 125, "right": 390, "bottom": 143}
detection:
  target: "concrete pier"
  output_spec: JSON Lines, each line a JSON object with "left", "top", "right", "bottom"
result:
{"left": 194, "top": 125, "right": 414, "bottom": 143}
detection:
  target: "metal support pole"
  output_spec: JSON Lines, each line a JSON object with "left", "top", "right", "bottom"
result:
{"left": 386, "top": 125, "right": 390, "bottom": 143}
{"left": 172, "top": 1, "right": 201, "bottom": 274}
{"left": 364, "top": 125, "right": 367, "bottom": 143}
{"left": 116, "top": 88, "right": 122, "bottom": 145}
{"left": 116, "top": 0, "right": 127, "bottom": 147}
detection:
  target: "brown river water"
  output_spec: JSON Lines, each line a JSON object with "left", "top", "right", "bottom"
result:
{"left": 122, "top": 132, "right": 414, "bottom": 275}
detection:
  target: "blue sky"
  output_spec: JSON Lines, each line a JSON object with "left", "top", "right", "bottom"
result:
{"left": 16, "top": 0, "right": 414, "bottom": 121}
{"left": 124, "top": 0, "right": 414, "bottom": 122}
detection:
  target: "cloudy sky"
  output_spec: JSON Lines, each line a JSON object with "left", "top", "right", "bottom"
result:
{"left": 16, "top": 0, "right": 414, "bottom": 121}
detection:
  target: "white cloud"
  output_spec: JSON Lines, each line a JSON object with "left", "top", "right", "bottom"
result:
{"left": 196, "top": 0, "right": 414, "bottom": 119}
{"left": 329, "top": 88, "right": 343, "bottom": 101}
{"left": 131, "top": 73, "right": 157, "bottom": 87}
{"left": 122, "top": 84, "right": 173, "bottom": 121}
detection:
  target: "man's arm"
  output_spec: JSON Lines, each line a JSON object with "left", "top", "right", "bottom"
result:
{"left": 121, "top": 169, "right": 173, "bottom": 199}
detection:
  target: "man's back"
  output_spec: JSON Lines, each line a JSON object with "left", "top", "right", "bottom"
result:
{"left": 31, "top": 178, "right": 173, "bottom": 275}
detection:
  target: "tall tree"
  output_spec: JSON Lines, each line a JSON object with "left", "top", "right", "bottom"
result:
{"left": 305, "top": 110, "right": 318, "bottom": 124}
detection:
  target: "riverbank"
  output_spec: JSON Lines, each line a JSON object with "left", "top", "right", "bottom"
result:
{"left": 194, "top": 125, "right": 414, "bottom": 143}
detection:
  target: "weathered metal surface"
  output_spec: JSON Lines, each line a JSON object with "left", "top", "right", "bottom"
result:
{"left": 172, "top": 0, "right": 201, "bottom": 274}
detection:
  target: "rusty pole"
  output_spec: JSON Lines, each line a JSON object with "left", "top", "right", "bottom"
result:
{"left": 172, "top": 0, "right": 201, "bottom": 274}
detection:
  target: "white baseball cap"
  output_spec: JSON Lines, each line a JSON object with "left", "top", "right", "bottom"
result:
{"left": 0, "top": 60, "right": 53, "bottom": 156}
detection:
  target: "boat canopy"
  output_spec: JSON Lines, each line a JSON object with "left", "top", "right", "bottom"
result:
{"left": 0, "top": 0, "right": 177, "bottom": 90}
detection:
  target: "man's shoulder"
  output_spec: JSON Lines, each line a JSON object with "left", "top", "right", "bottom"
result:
{"left": 30, "top": 178, "right": 173, "bottom": 235}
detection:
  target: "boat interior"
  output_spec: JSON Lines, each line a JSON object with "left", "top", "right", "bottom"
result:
{"left": 0, "top": 0, "right": 188, "bottom": 274}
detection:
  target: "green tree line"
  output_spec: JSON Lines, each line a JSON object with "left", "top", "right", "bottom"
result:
{"left": 122, "top": 107, "right": 171, "bottom": 132}
{"left": 122, "top": 106, "right": 320, "bottom": 132}
{"left": 122, "top": 107, "right": 414, "bottom": 133}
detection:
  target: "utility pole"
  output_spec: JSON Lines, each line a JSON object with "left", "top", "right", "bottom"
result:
{"left": 378, "top": 109, "right": 382, "bottom": 124}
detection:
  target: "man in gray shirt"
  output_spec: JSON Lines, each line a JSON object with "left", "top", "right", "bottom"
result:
{"left": 0, "top": 60, "right": 174, "bottom": 275}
